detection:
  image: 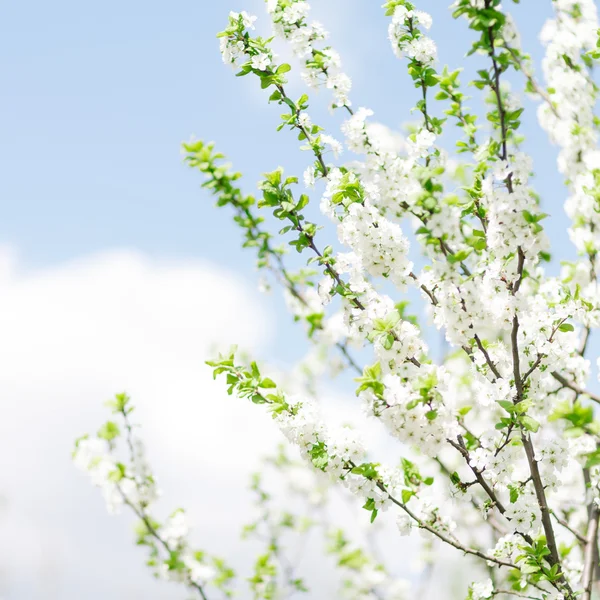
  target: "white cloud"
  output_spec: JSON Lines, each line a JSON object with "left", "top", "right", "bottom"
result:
{"left": 0, "top": 248, "right": 281, "bottom": 599}
{"left": 0, "top": 247, "right": 474, "bottom": 599}
{"left": 366, "top": 122, "right": 405, "bottom": 154}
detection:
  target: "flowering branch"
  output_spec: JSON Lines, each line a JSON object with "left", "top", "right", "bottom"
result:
{"left": 75, "top": 3, "right": 600, "bottom": 598}
{"left": 74, "top": 394, "right": 234, "bottom": 598}
{"left": 207, "top": 350, "right": 518, "bottom": 571}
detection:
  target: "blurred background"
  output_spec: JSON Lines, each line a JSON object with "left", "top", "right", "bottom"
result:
{"left": 0, "top": 1, "right": 589, "bottom": 598}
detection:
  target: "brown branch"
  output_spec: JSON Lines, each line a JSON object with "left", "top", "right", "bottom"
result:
{"left": 493, "top": 591, "right": 542, "bottom": 600}
{"left": 118, "top": 489, "right": 210, "bottom": 600}
{"left": 551, "top": 510, "right": 587, "bottom": 545}
{"left": 383, "top": 489, "right": 516, "bottom": 569}
{"left": 582, "top": 504, "right": 600, "bottom": 600}
{"left": 484, "top": 7, "right": 569, "bottom": 590}
{"left": 551, "top": 372, "right": 600, "bottom": 405}
{"left": 473, "top": 333, "right": 502, "bottom": 380}
{"left": 434, "top": 456, "right": 508, "bottom": 536}
{"left": 504, "top": 45, "right": 560, "bottom": 119}
{"left": 448, "top": 437, "right": 506, "bottom": 514}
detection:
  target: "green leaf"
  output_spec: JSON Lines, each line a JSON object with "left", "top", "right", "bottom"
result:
{"left": 259, "top": 378, "right": 277, "bottom": 389}
{"left": 521, "top": 415, "right": 540, "bottom": 433}
{"left": 425, "top": 409, "right": 438, "bottom": 421}
{"left": 585, "top": 450, "right": 600, "bottom": 469}
{"left": 98, "top": 421, "right": 120, "bottom": 441}
{"left": 498, "top": 400, "right": 514, "bottom": 413}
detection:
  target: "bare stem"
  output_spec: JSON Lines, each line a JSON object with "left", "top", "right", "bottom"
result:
{"left": 582, "top": 504, "right": 600, "bottom": 600}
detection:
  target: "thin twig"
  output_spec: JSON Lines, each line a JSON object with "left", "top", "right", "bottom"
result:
{"left": 551, "top": 510, "right": 587, "bottom": 545}
{"left": 551, "top": 372, "right": 600, "bottom": 405}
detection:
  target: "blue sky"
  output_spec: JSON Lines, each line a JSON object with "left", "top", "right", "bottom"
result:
{"left": 1, "top": 0, "right": 575, "bottom": 363}
{"left": 1, "top": 1, "right": 567, "bottom": 262}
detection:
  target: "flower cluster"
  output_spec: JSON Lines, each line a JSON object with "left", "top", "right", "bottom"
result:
{"left": 207, "top": 350, "right": 467, "bottom": 540}
{"left": 480, "top": 153, "right": 550, "bottom": 265}
{"left": 326, "top": 171, "right": 413, "bottom": 288}
{"left": 266, "top": 0, "right": 352, "bottom": 108}
{"left": 219, "top": 11, "right": 261, "bottom": 68}
{"left": 538, "top": 0, "right": 600, "bottom": 327}
{"left": 74, "top": 394, "right": 234, "bottom": 597}
{"left": 385, "top": 1, "right": 437, "bottom": 65}
{"left": 73, "top": 435, "right": 151, "bottom": 514}
{"left": 207, "top": 352, "right": 396, "bottom": 516}
{"left": 358, "top": 364, "right": 459, "bottom": 458}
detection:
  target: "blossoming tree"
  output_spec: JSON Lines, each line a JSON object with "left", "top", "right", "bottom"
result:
{"left": 73, "top": 1, "right": 600, "bottom": 598}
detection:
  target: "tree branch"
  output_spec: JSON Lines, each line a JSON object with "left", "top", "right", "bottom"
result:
{"left": 582, "top": 504, "right": 600, "bottom": 600}
{"left": 551, "top": 372, "right": 600, "bottom": 405}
